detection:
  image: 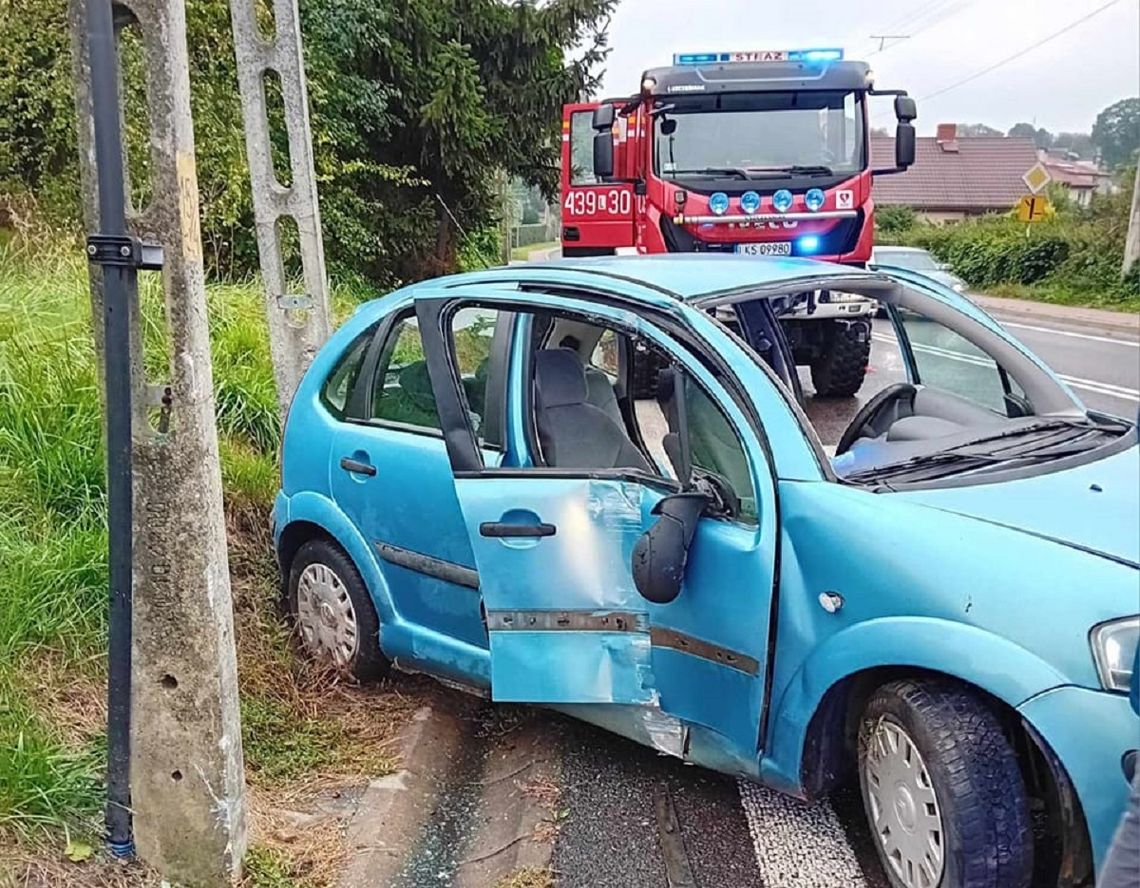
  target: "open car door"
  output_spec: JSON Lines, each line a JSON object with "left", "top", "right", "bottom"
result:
{"left": 414, "top": 291, "right": 778, "bottom": 759}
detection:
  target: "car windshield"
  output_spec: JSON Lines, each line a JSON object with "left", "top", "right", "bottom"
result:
{"left": 876, "top": 250, "right": 940, "bottom": 272}
{"left": 654, "top": 90, "right": 864, "bottom": 180}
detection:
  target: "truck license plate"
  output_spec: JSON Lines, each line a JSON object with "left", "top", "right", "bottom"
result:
{"left": 735, "top": 242, "right": 791, "bottom": 256}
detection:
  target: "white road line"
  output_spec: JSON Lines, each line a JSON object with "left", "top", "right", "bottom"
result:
{"left": 997, "top": 320, "right": 1140, "bottom": 348}
{"left": 871, "top": 334, "right": 1140, "bottom": 403}
{"left": 738, "top": 780, "right": 866, "bottom": 888}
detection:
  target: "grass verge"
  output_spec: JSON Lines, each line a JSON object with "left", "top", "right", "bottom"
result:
{"left": 0, "top": 242, "right": 419, "bottom": 885}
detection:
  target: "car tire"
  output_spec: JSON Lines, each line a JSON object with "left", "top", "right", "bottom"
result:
{"left": 809, "top": 319, "right": 870, "bottom": 397}
{"left": 287, "top": 538, "right": 388, "bottom": 682}
{"left": 858, "top": 679, "right": 1033, "bottom": 888}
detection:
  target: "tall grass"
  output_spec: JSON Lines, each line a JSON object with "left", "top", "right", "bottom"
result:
{"left": 0, "top": 243, "right": 289, "bottom": 843}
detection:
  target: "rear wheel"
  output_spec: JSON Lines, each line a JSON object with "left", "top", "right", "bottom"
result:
{"left": 858, "top": 679, "right": 1033, "bottom": 888}
{"left": 287, "top": 538, "right": 388, "bottom": 682}
{"left": 810, "top": 319, "right": 870, "bottom": 397}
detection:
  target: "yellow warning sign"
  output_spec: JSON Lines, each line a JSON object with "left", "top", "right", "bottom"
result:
{"left": 1017, "top": 194, "right": 1053, "bottom": 223}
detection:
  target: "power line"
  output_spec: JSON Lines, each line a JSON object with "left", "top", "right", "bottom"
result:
{"left": 920, "top": 0, "right": 1124, "bottom": 102}
{"left": 867, "top": 0, "right": 975, "bottom": 56}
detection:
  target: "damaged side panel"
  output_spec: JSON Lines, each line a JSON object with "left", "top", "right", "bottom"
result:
{"left": 454, "top": 475, "right": 658, "bottom": 705}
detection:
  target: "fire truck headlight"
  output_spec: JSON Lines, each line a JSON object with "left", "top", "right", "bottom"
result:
{"left": 797, "top": 235, "right": 821, "bottom": 254}
{"left": 709, "top": 192, "right": 730, "bottom": 215}
{"left": 740, "top": 191, "right": 761, "bottom": 214}
{"left": 772, "top": 190, "right": 794, "bottom": 213}
{"left": 805, "top": 188, "right": 825, "bottom": 212}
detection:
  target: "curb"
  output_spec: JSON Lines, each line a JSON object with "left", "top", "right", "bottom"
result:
{"left": 339, "top": 701, "right": 474, "bottom": 888}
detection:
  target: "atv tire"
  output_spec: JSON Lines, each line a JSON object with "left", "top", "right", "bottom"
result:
{"left": 810, "top": 319, "right": 870, "bottom": 397}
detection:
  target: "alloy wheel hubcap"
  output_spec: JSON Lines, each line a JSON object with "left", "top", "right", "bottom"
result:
{"left": 862, "top": 718, "right": 945, "bottom": 888}
{"left": 295, "top": 563, "right": 358, "bottom": 668}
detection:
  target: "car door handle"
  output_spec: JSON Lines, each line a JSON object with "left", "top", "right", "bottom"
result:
{"left": 339, "top": 456, "right": 376, "bottom": 477}
{"left": 479, "top": 522, "right": 556, "bottom": 538}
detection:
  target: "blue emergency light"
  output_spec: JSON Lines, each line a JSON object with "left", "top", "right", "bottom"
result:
{"left": 672, "top": 48, "right": 843, "bottom": 66}
{"left": 797, "top": 236, "right": 821, "bottom": 254}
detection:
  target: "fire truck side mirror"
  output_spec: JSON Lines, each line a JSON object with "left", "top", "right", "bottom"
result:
{"left": 592, "top": 104, "right": 615, "bottom": 130}
{"left": 895, "top": 123, "right": 916, "bottom": 169}
{"left": 894, "top": 96, "right": 917, "bottom": 122}
{"left": 593, "top": 131, "right": 615, "bottom": 179}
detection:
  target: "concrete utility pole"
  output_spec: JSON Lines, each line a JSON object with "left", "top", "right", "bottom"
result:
{"left": 1124, "top": 166, "right": 1140, "bottom": 276}
{"left": 230, "top": 0, "right": 331, "bottom": 417}
{"left": 70, "top": 0, "right": 247, "bottom": 881}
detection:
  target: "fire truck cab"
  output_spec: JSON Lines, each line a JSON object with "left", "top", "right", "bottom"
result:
{"left": 559, "top": 49, "right": 918, "bottom": 397}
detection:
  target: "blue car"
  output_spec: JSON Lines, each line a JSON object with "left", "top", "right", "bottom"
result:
{"left": 274, "top": 255, "right": 1139, "bottom": 888}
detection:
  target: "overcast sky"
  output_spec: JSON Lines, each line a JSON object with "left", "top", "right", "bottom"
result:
{"left": 597, "top": 0, "right": 1140, "bottom": 136}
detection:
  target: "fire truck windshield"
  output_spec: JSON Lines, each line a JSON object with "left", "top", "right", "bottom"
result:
{"left": 653, "top": 90, "right": 865, "bottom": 184}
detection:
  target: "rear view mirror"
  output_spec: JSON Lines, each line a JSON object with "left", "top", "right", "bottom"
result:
{"left": 593, "top": 131, "right": 614, "bottom": 179}
{"left": 895, "top": 123, "right": 916, "bottom": 169}
{"left": 894, "top": 95, "right": 917, "bottom": 122}
{"left": 592, "top": 103, "right": 615, "bottom": 131}
{"left": 631, "top": 492, "right": 708, "bottom": 604}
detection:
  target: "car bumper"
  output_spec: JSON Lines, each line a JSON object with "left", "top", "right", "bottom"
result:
{"left": 1018, "top": 685, "right": 1140, "bottom": 873}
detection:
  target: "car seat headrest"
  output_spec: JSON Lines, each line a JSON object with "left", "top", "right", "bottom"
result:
{"left": 535, "top": 348, "right": 588, "bottom": 408}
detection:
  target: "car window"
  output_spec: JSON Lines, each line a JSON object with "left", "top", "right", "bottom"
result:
{"left": 589, "top": 329, "right": 620, "bottom": 378}
{"left": 683, "top": 378, "right": 757, "bottom": 523}
{"left": 370, "top": 313, "right": 442, "bottom": 432}
{"left": 320, "top": 328, "right": 372, "bottom": 419}
{"left": 449, "top": 307, "right": 500, "bottom": 444}
{"left": 896, "top": 308, "right": 1025, "bottom": 414}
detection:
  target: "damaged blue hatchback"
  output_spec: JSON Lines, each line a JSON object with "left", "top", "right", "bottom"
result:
{"left": 274, "top": 255, "right": 1139, "bottom": 888}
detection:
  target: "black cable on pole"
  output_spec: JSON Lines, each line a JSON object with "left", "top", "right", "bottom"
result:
{"left": 84, "top": 0, "right": 136, "bottom": 859}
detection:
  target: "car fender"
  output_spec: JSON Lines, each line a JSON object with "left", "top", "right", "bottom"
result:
{"left": 276, "top": 489, "right": 398, "bottom": 628}
{"left": 760, "top": 616, "right": 1067, "bottom": 796}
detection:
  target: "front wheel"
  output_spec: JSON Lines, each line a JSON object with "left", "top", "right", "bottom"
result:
{"left": 858, "top": 679, "right": 1033, "bottom": 888}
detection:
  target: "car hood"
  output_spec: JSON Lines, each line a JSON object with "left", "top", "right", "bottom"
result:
{"left": 898, "top": 443, "right": 1140, "bottom": 568}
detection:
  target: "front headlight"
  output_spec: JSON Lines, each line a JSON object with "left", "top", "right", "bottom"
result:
{"left": 1090, "top": 617, "right": 1140, "bottom": 692}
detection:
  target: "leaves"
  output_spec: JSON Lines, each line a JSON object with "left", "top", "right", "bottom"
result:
{"left": 0, "top": 0, "right": 617, "bottom": 285}
{"left": 63, "top": 839, "right": 94, "bottom": 862}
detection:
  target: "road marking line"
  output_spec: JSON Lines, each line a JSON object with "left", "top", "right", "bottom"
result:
{"left": 871, "top": 334, "right": 1140, "bottom": 403}
{"left": 997, "top": 320, "right": 1140, "bottom": 348}
{"left": 738, "top": 780, "right": 866, "bottom": 888}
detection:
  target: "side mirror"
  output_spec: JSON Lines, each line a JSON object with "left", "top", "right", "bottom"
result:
{"left": 592, "top": 103, "right": 615, "bottom": 131}
{"left": 631, "top": 492, "right": 708, "bottom": 604}
{"left": 593, "top": 131, "right": 614, "bottom": 179}
{"left": 660, "top": 118, "right": 677, "bottom": 136}
{"left": 894, "top": 95, "right": 917, "bottom": 122}
{"left": 895, "top": 122, "right": 916, "bottom": 169}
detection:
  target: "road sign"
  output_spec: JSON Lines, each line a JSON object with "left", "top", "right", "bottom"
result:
{"left": 1022, "top": 162, "right": 1052, "bottom": 194}
{"left": 1017, "top": 194, "right": 1052, "bottom": 223}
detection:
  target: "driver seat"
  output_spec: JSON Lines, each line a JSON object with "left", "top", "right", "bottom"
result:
{"left": 534, "top": 348, "right": 651, "bottom": 472}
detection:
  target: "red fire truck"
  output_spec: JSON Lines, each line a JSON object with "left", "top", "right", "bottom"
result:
{"left": 559, "top": 48, "right": 917, "bottom": 396}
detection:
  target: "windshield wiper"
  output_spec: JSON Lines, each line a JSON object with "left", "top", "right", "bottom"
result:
{"left": 668, "top": 167, "right": 751, "bottom": 180}
{"left": 745, "top": 164, "right": 834, "bottom": 177}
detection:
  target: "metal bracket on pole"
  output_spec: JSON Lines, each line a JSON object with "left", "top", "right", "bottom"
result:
{"left": 85, "top": 234, "right": 165, "bottom": 270}
{"left": 230, "top": 0, "right": 331, "bottom": 417}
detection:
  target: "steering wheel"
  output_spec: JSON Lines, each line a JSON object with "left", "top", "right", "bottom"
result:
{"left": 835, "top": 383, "right": 917, "bottom": 456}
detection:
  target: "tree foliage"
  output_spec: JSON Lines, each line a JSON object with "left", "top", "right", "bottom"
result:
{"left": 0, "top": 0, "right": 615, "bottom": 285}
{"left": 956, "top": 122, "right": 1002, "bottom": 137}
{"left": 1007, "top": 122, "right": 1053, "bottom": 150}
{"left": 1091, "top": 97, "right": 1140, "bottom": 170}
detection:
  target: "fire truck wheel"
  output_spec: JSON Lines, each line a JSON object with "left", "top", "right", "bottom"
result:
{"left": 810, "top": 319, "right": 870, "bottom": 398}
{"left": 629, "top": 347, "right": 665, "bottom": 399}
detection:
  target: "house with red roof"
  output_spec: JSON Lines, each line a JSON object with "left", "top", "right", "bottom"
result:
{"left": 871, "top": 123, "right": 1039, "bottom": 223}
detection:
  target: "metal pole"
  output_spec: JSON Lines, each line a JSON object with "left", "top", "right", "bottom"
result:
{"left": 83, "top": 0, "right": 135, "bottom": 857}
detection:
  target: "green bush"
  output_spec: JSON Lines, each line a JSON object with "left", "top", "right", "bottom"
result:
{"left": 892, "top": 173, "right": 1139, "bottom": 310}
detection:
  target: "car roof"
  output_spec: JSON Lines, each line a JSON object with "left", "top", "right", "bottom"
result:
{"left": 467, "top": 254, "right": 879, "bottom": 301}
